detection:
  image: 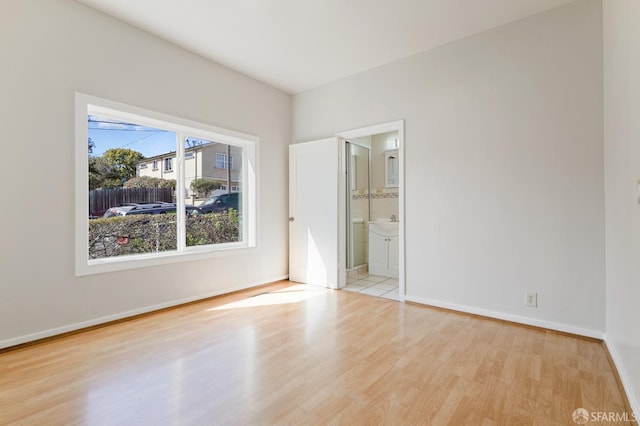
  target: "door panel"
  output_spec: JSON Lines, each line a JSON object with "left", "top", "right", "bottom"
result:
{"left": 388, "top": 235, "right": 399, "bottom": 278}
{"left": 289, "top": 139, "right": 339, "bottom": 288}
{"left": 368, "top": 231, "right": 388, "bottom": 275}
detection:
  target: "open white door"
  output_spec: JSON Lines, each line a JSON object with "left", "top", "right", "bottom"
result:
{"left": 289, "top": 139, "right": 339, "bottom": 288}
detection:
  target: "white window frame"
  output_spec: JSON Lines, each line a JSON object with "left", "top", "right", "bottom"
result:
{"left": 75, "top": 93, "right": 258, "bottom": 276}
{"left": 152, "top": 160, "right": 159, "bottom": 171}
{"left": 215, "top": 152, "right": 227, "bottom": 169}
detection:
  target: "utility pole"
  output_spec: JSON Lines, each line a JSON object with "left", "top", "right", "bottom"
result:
{"left": 227, "top": 144, "right": 232, "bottom": 194}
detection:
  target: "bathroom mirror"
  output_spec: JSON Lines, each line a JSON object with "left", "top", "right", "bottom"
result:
{"left": 385, "top": 150, "right": 399, "bottom": 188}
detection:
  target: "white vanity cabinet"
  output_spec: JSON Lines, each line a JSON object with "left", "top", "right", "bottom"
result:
{"left": 368, "top": 222, "right": 399, "bottom": 278}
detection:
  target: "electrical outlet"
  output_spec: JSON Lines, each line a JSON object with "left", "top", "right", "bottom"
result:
{"left": 526, "top": 292, "right": 537, "bottom": 307}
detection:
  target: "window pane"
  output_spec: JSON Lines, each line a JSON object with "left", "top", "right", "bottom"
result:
{"left": 215, "top": 152, "right": 227, "bottom": 169}
{"left": 87, "top": 114, "right": 178, "bottom": 259}
{"left": 185, "top": 137, "right": 242, "bottom": 247}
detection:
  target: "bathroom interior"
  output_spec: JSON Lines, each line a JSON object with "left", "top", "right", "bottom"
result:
{"left": 344, "top": 130, "right": 400, "bottom": 301}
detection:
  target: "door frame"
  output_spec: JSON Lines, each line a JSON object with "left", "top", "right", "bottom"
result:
{"left": 336, "top": 120, "right": 405, "bottom": 301}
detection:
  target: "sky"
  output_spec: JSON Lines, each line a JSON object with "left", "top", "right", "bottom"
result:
{"left": 88, "top": 115, "right": 177, "bottom": 158}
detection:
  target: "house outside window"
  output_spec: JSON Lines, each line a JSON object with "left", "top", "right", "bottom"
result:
{"left": 164, "top": 157, "right": 173, "bottom": 172}
{"left": 152, "top": 160, "right": 158, "bottom": 171}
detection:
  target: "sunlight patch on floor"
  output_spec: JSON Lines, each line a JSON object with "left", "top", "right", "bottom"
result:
{"left": 207, "top": 285, "right": 328, "bottom": 311}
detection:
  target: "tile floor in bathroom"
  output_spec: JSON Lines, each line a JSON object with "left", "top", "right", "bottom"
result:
{"left": 343, "top": 269, "right": 399, "bottom": 301}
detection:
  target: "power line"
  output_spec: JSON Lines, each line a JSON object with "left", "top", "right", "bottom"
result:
{"left": 89, "top": 128, "right": 168, "bottom": 132}
{"left": 88, "top": 117, "right": 173, "bottom": 152}
{"left": 87, "top": 118, "right": 171, "bottom": 133}
{"left": 119, "top": 131, "right": 162, "bottom": 149}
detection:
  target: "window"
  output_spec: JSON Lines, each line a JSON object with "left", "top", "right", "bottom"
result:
{"left": 220, "top": 185, "right": 241, "bottom": 192}
{"left": 76, "top": 93, "right": 257, "bottom": 276}
{"left": 215, "top": 153, "right": 234, "bottom": 169}
{"left": 185, "top": 151, "right": 194, "bottom": 159}
{"left": 215, "top": 152, "right": 227, "bottom": 169}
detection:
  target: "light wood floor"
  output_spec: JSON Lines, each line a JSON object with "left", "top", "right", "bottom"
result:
{"left": 0, "top": 281, "right": 633, "bottom": 425}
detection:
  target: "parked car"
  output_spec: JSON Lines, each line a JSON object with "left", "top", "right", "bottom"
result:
{"left": 197, "top": 192, "right": 241, "bottom": 214}
{"left": 102, "top": 202, "right": 198, "bottom": 218}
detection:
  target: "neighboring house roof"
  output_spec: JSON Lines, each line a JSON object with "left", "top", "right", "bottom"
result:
{"left": 135, "top": 143, "right": 235, "bottom": 165}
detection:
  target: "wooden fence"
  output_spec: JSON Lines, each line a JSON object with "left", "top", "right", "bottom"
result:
{"left": 89, "top": 187, "right": 173, "bottom": 217}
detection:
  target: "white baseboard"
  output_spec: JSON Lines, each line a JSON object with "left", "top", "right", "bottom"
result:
{"left": 603, "top": 339, "right": 640, "bottom": 416}
{"left": 405, "top": 295, "right": 639, "bottom": 415}
{"left": 0, "top": 275, "right": 289, "bottom": 350}
{"left": 403, "top": 295, "right": 605, "bottom": 339}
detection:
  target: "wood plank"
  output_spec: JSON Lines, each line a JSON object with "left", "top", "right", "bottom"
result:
{"left": 0, "top": 282, "right": 635, "bottom": 425}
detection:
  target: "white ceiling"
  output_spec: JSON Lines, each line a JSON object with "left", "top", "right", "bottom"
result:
{"left": 77, "top": 0, "right": 576, "bottom": 94}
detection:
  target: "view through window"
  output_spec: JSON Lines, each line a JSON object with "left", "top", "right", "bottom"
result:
{"left": 78, "top": 94, "right": 256, "bottom": 274}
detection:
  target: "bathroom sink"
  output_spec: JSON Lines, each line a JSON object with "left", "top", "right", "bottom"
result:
{"left": 368, "top": 221, "right": 399, "bottom": 236}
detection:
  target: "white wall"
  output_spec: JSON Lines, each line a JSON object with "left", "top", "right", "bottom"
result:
{"left": 603, "top": 0, "right": 640, "bottom": 413}
{"left": 0, "top": 0, "right": 290, "bottom": 347}
{"left": 293, "top": 0, "right": 605, "bottom": 335}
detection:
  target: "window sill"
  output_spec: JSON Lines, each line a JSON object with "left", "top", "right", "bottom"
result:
{"left": 77, "top": 243, "right": 257, "bottom": 277}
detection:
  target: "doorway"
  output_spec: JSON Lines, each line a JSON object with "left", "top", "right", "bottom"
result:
{"left": 337, "top": 121, "right": 404, "bottom": 301}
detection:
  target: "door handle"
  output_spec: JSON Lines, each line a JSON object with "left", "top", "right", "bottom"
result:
{"left": 289, "top": 217, "right": 295, "bottom": 222}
